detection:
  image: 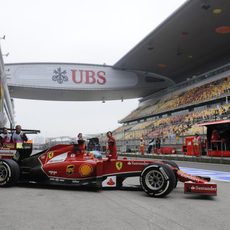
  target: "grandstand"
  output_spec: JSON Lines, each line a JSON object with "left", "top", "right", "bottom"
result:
{"left": 113, "top": 69, "right": 230, "bottom": 153}
{"left": 109, "top": 0, "right": 230, "bottom": 154}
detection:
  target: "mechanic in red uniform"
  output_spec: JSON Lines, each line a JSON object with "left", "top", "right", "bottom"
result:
{"left": 0, "top": 127, "right": 11, "bottom": 146}
{"left": 211, "top": 129, "right": 221, "bottom": 150}
{"left": 106, "top": 131, "right": 117, "bottom": 159}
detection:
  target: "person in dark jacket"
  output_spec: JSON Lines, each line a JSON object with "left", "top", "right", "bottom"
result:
{"left": 147, "top": 138, "right": 155, "bottom": 154}
{"left": 155, "top": 137, "right": 161, "bottom": 149}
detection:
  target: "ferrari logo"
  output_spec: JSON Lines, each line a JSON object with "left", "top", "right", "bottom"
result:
{"left": 48, "top": 151, "right": 54, "bottom": 159}
{"left": 116, "top": 161, "right": 123, "bottom": 171}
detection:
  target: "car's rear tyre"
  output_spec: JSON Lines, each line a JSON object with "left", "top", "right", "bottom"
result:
{"left": 140, "top": 163, "right": 176, "bottom": 198}
{"left": 0, "top": 159, "right": 20, "bottom": 187}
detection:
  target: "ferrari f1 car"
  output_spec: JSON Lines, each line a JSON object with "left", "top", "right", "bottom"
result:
{"left": 0, "top": 143, "right": 217, "bottom": 197}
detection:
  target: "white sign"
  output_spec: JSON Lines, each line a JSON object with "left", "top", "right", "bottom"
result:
{"left": 7, "top": 64, "right": 138, "bottom": 90}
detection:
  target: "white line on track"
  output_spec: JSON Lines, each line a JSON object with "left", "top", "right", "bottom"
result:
{"left": 180, "top": 167, "right": 230, "bottom": 182}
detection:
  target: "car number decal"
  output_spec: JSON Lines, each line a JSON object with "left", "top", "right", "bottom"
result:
{"left": 66, "top": 165, "right": 75, "bottom": 175}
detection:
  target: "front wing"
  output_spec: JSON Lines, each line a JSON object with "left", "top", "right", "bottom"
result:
{"left": 177, "top": 170, "right": 217, "bottom": 196}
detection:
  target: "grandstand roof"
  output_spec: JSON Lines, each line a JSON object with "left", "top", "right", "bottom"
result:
{"left": 114, "top": 0, "right": 230, "bottom": 83}
{"left": 199, "top": 120, "right": 230, "bottom": 126}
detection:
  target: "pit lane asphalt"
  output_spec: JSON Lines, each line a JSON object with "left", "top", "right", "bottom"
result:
{"left": 0, "top": 161, "right": 229, "bottom": 230}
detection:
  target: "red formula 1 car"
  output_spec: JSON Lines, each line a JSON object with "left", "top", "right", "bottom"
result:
{"left": 0, "top": 143, "right": 217, "bottom": 197}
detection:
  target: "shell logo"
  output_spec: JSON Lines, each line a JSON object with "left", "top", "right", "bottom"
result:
{"left": 79, "top": 164, "right": 93, "bottom": 177}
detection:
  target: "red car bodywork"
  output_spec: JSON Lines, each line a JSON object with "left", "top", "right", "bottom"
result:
{"left": 0, "top": 143, "right": 217, "bottom": 197}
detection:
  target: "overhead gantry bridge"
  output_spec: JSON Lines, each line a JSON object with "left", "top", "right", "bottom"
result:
{"left": 5, "top": 63, "right": 173, "bottom": 102}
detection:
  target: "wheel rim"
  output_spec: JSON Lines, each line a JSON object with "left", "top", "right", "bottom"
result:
{"left": 145, "top": 170, "right": 164, "bottom": 190}
{"left": 0, "top": 164, "right": 8, "bottom": 183}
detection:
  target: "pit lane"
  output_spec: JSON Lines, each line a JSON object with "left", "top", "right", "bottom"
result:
{"left": 0, "top": 161, "right": 229, "bottom": 230}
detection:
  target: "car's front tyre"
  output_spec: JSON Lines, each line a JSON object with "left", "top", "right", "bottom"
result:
{"left": 161, "top": 160, "right": 179, "bottom": 188}
{"left": 140, "top": 163, "right": 176, "bottom": 198}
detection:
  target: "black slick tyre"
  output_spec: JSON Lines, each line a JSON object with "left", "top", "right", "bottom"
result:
{"left": 161, "top": 160, "right": 179, "bottom": 188}
{"left": 0, "top": 159, "right": 20, "bottom": 187}
{"left": 140, "top": 163, "right": 176, "bottom": 198}
{"left": 162, "top": 160, "right": 179, "bottom": 170}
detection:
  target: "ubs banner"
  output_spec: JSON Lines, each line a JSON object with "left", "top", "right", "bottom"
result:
{"left": 7, "top": 63, "right": 138, "bottom": 90}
